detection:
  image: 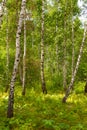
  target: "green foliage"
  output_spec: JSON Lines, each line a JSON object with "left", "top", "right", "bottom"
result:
{"left": 0, "top": 84, "right": 87, "bottom": 130}
{"left": 0, "top": 0, "right": 87, "bottom": 129}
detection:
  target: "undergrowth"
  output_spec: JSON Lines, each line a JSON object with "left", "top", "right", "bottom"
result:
{"left": 0, "top": 82, "right": 87, "bottom": 130}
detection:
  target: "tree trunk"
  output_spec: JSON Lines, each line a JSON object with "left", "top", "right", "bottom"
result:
{"left": 62, "top": 26, "right": 87, "bottom": 103}
{"left": 71, "top": 0, "right": 74, "bottom": 79}
{"left": 0, "top": 0, "right": 6, "bottom": 28}
{"left": 22, "top": 9, "right": 26, "bottom": 96}
{"left": 5, "top": 9, "right": 9, "bottom": 92}
{"left": 7, "top": 0, "right": 26, "bottom": 118}
{"left": 84, "top": 80, "right": 87, "bottom": 93}
{"left": 19, "top": 63, "right": 23, "bottom": 84}
{"left": 63, "top": 0, "right": 67, "bottom": 91}
{"left": 41, "top": 0, "right": 47, "bottom": 94}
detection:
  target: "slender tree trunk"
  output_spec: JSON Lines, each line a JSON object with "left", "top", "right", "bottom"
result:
{"left": 62, "top": 26, "right": 87, "bottom": 103}
{"left": 56, "top": 44, "right": 59, "bottom": 72}
{"left": 84, "top": 80, "right": 87, "bottom": 93}
{"left": 5, "top": 9, "right": 9, "bottom": 92}
{"left": 32, "top": 31, "right": 34, "bottom": 48}
{"left": 41, "top": 0, "right": 47, "bottom": 94}
{"left": 7, "top": 0, "right": 26, "bottom": 118}
{"left": 55, "top": 0, "right": 59, "bottom": 73}
{"left": 0, "top": 0, "right": 6, "bottom": 28}
{"left": 71, "top": 0, "right": 74, "bottom": 79}
{"left": 63, "top": 0, "right": 67, "bottom": 90}
{"left": 19, "top": 63, "right": 23, "bottom": 84}
{"left": 22, "top": 9, "right": 26, "bottom": 95}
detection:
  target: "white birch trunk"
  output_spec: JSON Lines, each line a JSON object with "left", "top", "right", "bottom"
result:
{"left": 62, "top": 26, "right": 87, "bottom": 103}
{"left": 41, "top": 0, "right": 47, "bottom": 94}
{"left": 5, "top": 9, "right": 9, "bottom": 92}
{"left": 22, "top": 8, "right": 26, "bottom": 95}
{"left": 63, "top": 1, "right": 67, "bottom": 90}
{"left": 7, "top": 0, "right": 26, "bottom": 118}
{"left": 0, "top": 0, "right": 6, "bottom": 27}
{"left": 71, "top": 0, "right": 74, "bottom": 79}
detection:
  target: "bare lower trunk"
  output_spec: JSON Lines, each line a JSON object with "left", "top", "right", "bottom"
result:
{"left": 41, "top": 0, "right": 47, "bottom": 94}
{"left": 84, "top": 80, "right": 87, "bottom": 93}
{"left": 22, "top": 10, "right": 26, "bottom": 96}
{"left": 7, "top": 0, "right": 26, "bottom": 118}
{"left": 0, "top": 0, "right": 6, "bottom": 27}
{"left": 62, "top": 26, "right": 87, "bottom": 103}
{"left": 19, "top": 63, "right": 23, "bottom": 84}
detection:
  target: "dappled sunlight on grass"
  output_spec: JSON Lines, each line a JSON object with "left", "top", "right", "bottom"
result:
{"left": 0, "top": 86, "right": 87, "bottom": 129}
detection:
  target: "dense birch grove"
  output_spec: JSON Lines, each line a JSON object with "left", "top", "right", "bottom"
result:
{"left": 0, "top": 0, "right": 87, "bottom": 129}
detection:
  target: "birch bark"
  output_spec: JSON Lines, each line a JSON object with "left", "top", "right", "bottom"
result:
{"left": 62, "top": 26, "right": 87, "bottom": 103}
{"left": 71, "top": 0, "right": 74, "bottom": 79}
{"left": 63, "top": 0, "right": 67, "bottom": 90}
{"left": 5, "top": 9, "right": 9, "bottom": 92}
{"left": 0, "top": 0, "right": 6, "bottom": 27}
{"left": 7, "top": 0, "right": 26, "bottom": 118}
{"left": 41, "top": 0, "right": 47, "bottom": 94}
{"left": 22, "top": 8, "right": 26, "bottom": 95}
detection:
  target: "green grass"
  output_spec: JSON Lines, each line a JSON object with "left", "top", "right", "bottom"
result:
{"left": 0, "top": 83, "right": 87, "bottom": 130}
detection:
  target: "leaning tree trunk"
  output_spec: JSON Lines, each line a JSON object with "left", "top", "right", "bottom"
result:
{"left": 22, "top": 9, "right": 26, "bottom": 95}
{"left": 0, "top": 0, "right": 6, "bottom": 28}
{"left": 62, "top": 25, "right": 87, "bottom": 103}
{"left": 7, "top": 0, "right": 26, "bottom": 118}
{"left": 41, "top": 0, "right": 47, "bottom": 94}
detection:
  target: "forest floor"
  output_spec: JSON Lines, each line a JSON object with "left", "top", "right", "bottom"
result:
{"left": 0, "top": 82, "right": 87, "bottom": 130}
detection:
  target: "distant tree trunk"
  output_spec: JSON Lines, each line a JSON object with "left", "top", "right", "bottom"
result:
{"left": 22, "top": 9, "right": 26, "bottom": 96}
{"left": 55, "top": 0, "right": 59, "bottom": 73}
{"left": 62, "top": 26, "right": 87, "bottom": 103}
{"left": 56, "top": 44, "right": 59, "bottom": 72}
{"left": 0, "top": 0, "right": 6, "bottom": 28}
{"left": 32, "top": 31, "right": 34, "bottom": 48}
{"left": 63, "top": 0, "right": 67, "bottom": 90}
{"left": 71, "top": 0, "right": 74, "bottom": 79}
{"left": 84, "top": 80, "right": 87, "bottom": 93}
{"left": 7, "top": 0, "right": 26, "bottom": 118}
{"left": 41, "top": 0, "right": 47, "bottom": 94}
{"left": 19, "top": 63, "right": 23, "bottom": 84}
{"left": 5, "top": 9, "right": 9, "bottom": 92}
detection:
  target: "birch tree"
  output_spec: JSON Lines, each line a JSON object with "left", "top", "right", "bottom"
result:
{"left": 5, "top": 9, "right": 9, "bottom": 92}
{"left": 63, "top": 0, "right": 67, "bottom": 90}
{"left": 41, "top": 0, "right": 47, "bottom": 94}
{"left": 22, "top": 8, "right": 26, "bottom": 95}
{"left": 62, "top": 24, "right": 87, "bottom": 103}
{"left": 0, "top": 0, "right": 6, "bottom": 27}
{"left": 55, "top": 0, "right": 59, "bottom": 73}
{"left": 71, "top": 0, "right": 74, "bottom": 79}
{"left": 7, "top": 0, "right": 26, "bottom": 118}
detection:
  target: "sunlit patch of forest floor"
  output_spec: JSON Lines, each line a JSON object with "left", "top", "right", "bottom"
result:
{"left": 0, "top": 83, "right": 87, "bottom": 130}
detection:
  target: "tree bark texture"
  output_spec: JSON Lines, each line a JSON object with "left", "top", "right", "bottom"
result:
{"left": 62, "top": 26, "right": 87, "bottom": 103}
{"left": 41, "top": 0, "right": 47, "bottom": 94}
{"left": 71, "top": 0, "right": 74, "bottom": 79}
{"left": 63, "top": 0, "right": 67, "bottom": 90}
{"left": 5, "top": 9, "right": 9, "bottom": 92}
{"left": 22, "top": 9, "right": 26, "bottom": 95}
{"left": 7, "top": 0, "right": 26, "bottom": 118}
{"left": 0, "top": 0, "right": 6, "bottom": 28}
